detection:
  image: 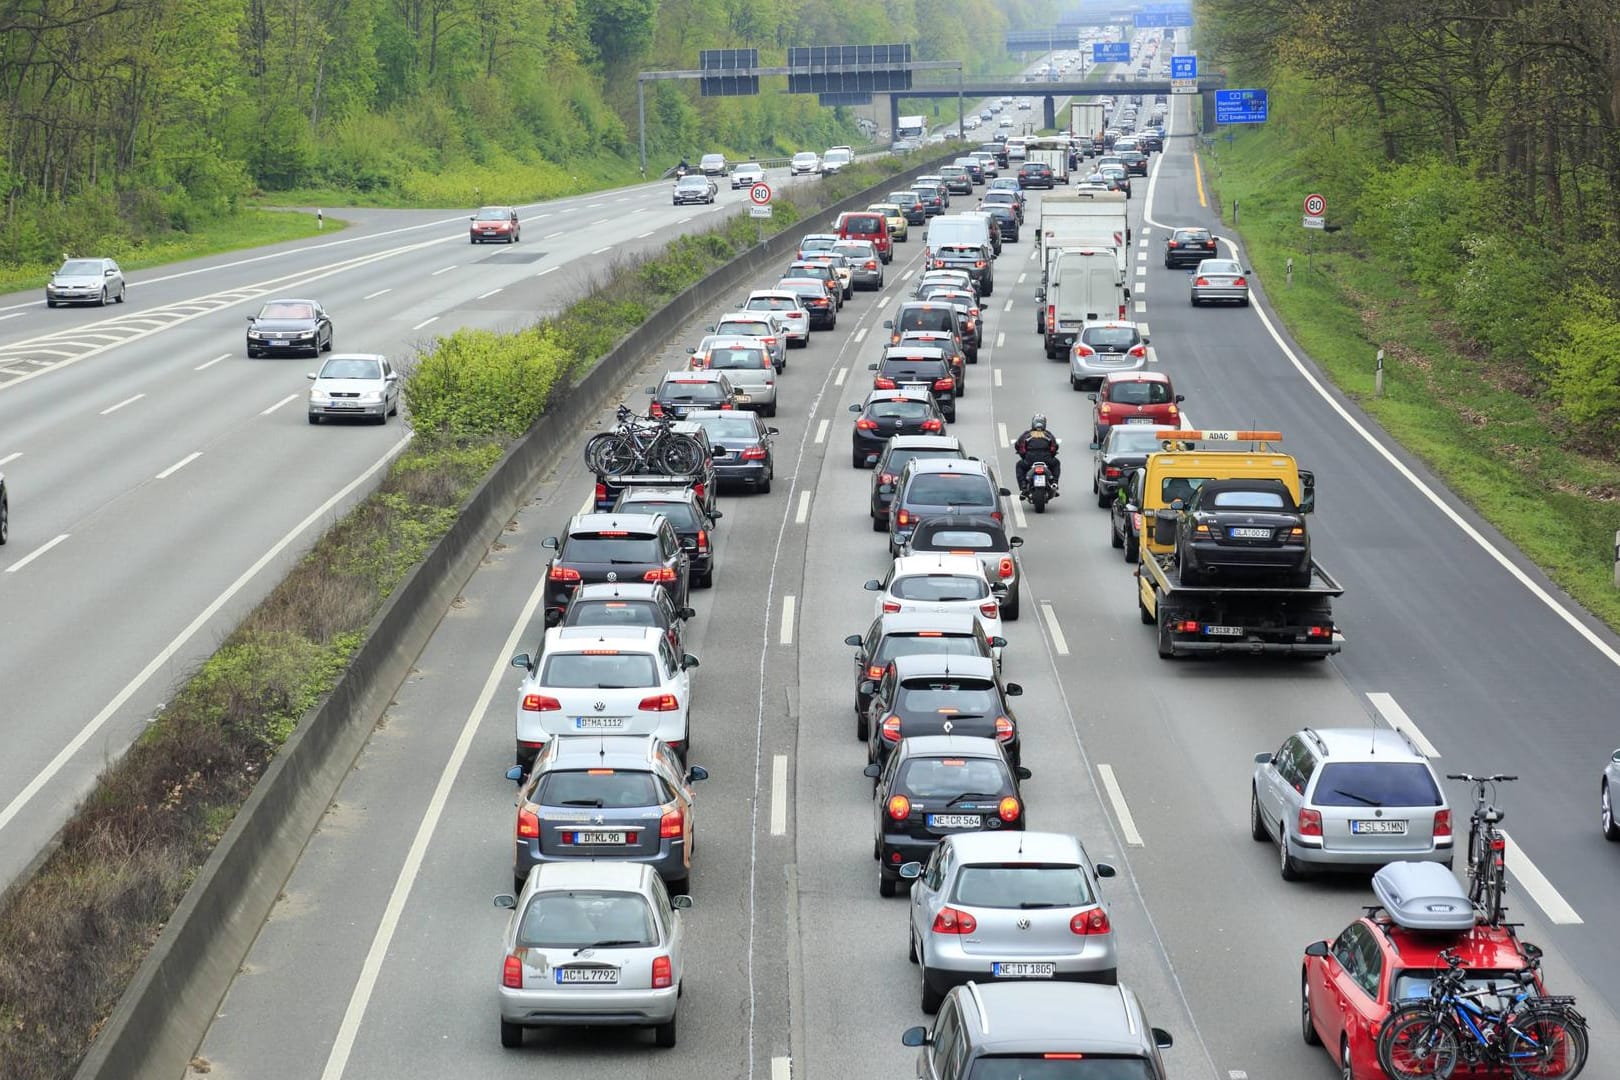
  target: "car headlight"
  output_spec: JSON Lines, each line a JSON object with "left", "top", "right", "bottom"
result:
{"left": 248, "top": 331, "right": 263, "bottom": 339}
{"left": 309, "top": 390, "right": 330, "bottom": 402}
{"left": 359, "top": 391, "right": 383, "bottom": 403}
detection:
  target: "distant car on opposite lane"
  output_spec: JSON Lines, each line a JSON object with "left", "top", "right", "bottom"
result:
{"left": 247, "top": 298, "right": 332, "bottom": 357}
{"left": 45, "top": 257, "right": 125, "bottom": 307}
{"left": 673, "top": 175, "right": 717, "bottom": 205}
{"left": 469, "top": 205, "right": 520, "bottom": 243}
{"left": 731, "top": 162, "right": 765, "bottom": 189}
{"left": 307, "top": 353, "right": 399, "bottom": 424}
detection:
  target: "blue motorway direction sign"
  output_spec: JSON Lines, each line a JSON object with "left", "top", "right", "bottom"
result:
{"left": 1134, "top": 9, "right": 1193, "bottom": 27}
{"left": 1093, "top": 42, "right": 1131, "bottom": 64}
{"left": 1170, "top": 54, "right": 1196, "bottom": 80}
{"left": 1215, "top": 88, "right": 1269, "bottom": 125}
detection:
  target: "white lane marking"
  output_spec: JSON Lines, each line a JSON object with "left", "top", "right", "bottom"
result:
{"left": 1011, "top": 498, "right": 1027, "bottom": 528}
{"left": 1146, "top": 346, "right": 1159, "bottom": 364}
{"left": 1040, "top": 602, "right": 1070, "bottom": 655}
{"left": 616, "top": 197, "right": 631, "bottom": 204}
{"left": 1500, "top": 832, "right": 1583, "bottom": 923}
{"left": 996, "top": 331, "right": 1006, "bottom": 348}
{"left": 260, "top": 393, "right": 300, "bottom": 416}
{"left": 578, "top": 492, "right": 595, "bottom": 516}
{"left": 636, "top": 231, "right": 656, "bottom": 239}
{"left": 155, "top": 451, "right": 202, "bottom": 479}
{"left": 590, "top": 246, "right": 613, "bottom": 255}
{"left": 410, "top": 317, "right": 439, "bottom": 331}
{"left": 772, "top": 1056, "right": 792, "bottom": 1080}
{"left": 854, "top": 327, "right": 868, "bottom": 345}
{"left": 4, "top": 533, "right": 69, "bottom": 573}
{"left": 0, "top": 434, "right": 411, "bottom": 834}
{"left": 780, "top": 594, "right": 796, "bottom": 645}
{"left": 813, "top": 419, "right": 829, "bottom": 444}
{"left": 1136, "top": 251, "right": 1148, "bottom": 262}
{"left": 530, "top": 213, "right": 551, "bottom": 220}
{"left": 0, "top": 451, "right": 21, "bottom": 466}
{"left": 1017, "top": 272, "right": 1027, "bottom": 284}
{"left": 1135, "top": 300, "right": 1147, "bottom": 313}
{"left": 99, "top": 393, "right": 145, "bottom": 415}
{"left": 770, "top": 755, "right": 789, "bottom": 836}
{"left": 317, "top": 520, "right": 549, "bottom": 1080}
{"left": 676, "top": 217, "right": 692, "bottom": 225}
{"left": 994, "top": 368, "right": 1003, "bottom": 387}
{"left": 544, "top": 231, "right": 565, "bottom": 239}
{"left": 1140, "top": 227, "right": 1151, "bottom": 237}
{"left": 1138, "top": 238, "right": 1149, "bottom": 248}
{"left": 0, "top": 313, "right": 20, "bottom": 322}
{"left": 429, "top": 265, "right": 457, "bottom": 277}
{"left": 589, "top": 219, "right": 611, "bottom": 227}
{"left": 194, "top": 354, "right": 230, "bottom": 371}
{"left": 1135, "top": 266, "right": 1147, "bottom": 278}
{"left": 1097, "top": 764, "right": 1145, "bottom": 846}
{"left": 997, "top": 422, "right": 1010, "bottom": 448}
{"left": 537, "top": 266, "right": 559, "bottom": 277}
{"left": 1028, "top": 247, "right": 1038, "bottom": 261}
{"left": 363, "top": 288, "right": 391, "bottom": 300}
{"left": 876, "top": 294, "right": 892, "bottom": 310}
{"left": 475, "top": 288, "right": 502, "bottom": 300}
{"left": 834, "top": 366, "right": 847, "bottom": 387}
{"left": 795, "top": 491, "right": 812, "bottom": 523}
{"left": 586, "top": 202, "right": 603, "bottom": 209}
{"left": 1367, "top": 692, "right": 1441, "bottom": 758}
{"left": 901, "top": 269, "right": 914, "bottom": 280}
{"left": 1139, "top": 322, "right": 1151, "bottom": 338}
{"left": 1003, "top": 299, "right": 1013, "bottom": 312}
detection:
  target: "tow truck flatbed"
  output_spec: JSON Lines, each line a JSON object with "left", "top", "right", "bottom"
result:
{"left": 1137, "top": 552, "right": 1343, "bottom": 659}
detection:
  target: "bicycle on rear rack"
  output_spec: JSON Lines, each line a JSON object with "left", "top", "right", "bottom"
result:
{"left": 1445, "top": 772, "right": 1516, "bottom": 925}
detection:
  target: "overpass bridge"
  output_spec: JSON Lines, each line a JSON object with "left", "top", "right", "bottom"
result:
{"left": 894, "top": 75, "right": 1228, "bottom": 134}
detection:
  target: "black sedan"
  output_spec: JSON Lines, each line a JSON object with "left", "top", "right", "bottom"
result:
{"left": 861, "top": 653, "right": 1023, "bottom": 771}
{"left": 1164, "top": 227, "right": 1218, "bottom": 269}
{"left": 777, "top": 277, "right": 837, "bottom": 330}
{"left": 687, "top": 409, "right": 776, "bottom": 493}
{"left": 865, "top": 735, "right": 1029, "bottom": 897}
{"left": 844, "top": 611, "right": 1000, "bottom": 732}
{"left": 980, "top": 201, "right": 1020, "bottom": 242}
{"left": 1017, "top": 162, "right": 1055, "bottom": 189}
{"left": 1174, "top": 478, "right": 1313, "bottom": 587}
{"left": 868, "top": 435, "right": 967, "bottom": 530}
{"left": 1092, "top": 424, "right": 1179, "bottom": 508}
{"left": 246, "top": 298, "right": 333, "bottom": 357}
{"left": 541, "top": 513, "right": 691, "bottom": 619}
{"left": 850, "top": 390, "right": 946, "bottom": 469}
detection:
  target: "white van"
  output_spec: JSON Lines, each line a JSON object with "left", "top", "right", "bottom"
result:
{"left": 924, "top": 215, "right": 993, "bottom": 262}
{"left": 1042, "top": 249, "right": 1128, "bottom": 358}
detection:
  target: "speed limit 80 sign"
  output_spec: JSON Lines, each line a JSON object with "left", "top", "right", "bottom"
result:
{"left": 1303, "top": 193, "right": 1326, "bottom": 218}
{"left": 749, "top": 182, "right": 773, "bottom": 206}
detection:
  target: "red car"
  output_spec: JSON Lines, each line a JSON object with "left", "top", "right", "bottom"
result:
{"left": 469, "top": 205, "right": 520, "bottom": 243}
{"left": 1301, "top": 864, "right": 1544, "bottom": 1080}
{"left": 1090, "top": 371, "right": 1182, "bottom": 444}
{"left": 835, "top": 210, "right": 893, "bottom": 264}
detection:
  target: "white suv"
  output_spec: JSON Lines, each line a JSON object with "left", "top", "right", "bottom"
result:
{"left": 822, "top": 146, "right": 854, "bottom": 173}
{"left": 510, "top": 627, "right": 699, "bottom": 768}
{"left": 864, "top": 554, "right": 1005, "bottom": 661}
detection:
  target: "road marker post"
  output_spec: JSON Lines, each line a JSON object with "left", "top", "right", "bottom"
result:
{"left": 1375, "top": 348, "right": 1385, "bottom": 398}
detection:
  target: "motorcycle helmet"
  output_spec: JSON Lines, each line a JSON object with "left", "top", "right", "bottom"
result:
{"left": 1030, "top": 413, "right": 1047, "bottom": 431}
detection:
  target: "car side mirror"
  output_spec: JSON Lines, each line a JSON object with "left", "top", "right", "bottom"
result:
{"left": 1141, "top": 333, "right": 1151, "bottom": 344}
{"left": 307, "top": 373, "right": 317, "bottom": 381}
{"left": 1522, "top": 941, "right": 1543, "bottom": 962}
{"left": 991, "top": 584, "right": 1009, "bottom": 598}
{"left": 686, "top": 347, "right": 697, "bottom": 355}
{"left": 686, "top": 765, "right": 709, "bottom": 783}
{"left": 849, "top": 403, "right": 862, "bottom": 413}
{"left": 767, "top": 427, "right": 779, "bottom": 435}
{"left": 678, "top": 607, "right": 697, "bottom": 620}
{"left": 1304, "top": 941, "right": 1331, "bottom": 958}
{"left": 246, "top": 315, "right": 256, "bottom": 323}
{"left": 1095, "top": 861, "right": 1117, "bottom": 878}
{"left": 867, "top": 362, "right": 878, "bottom": 371}
{"left": 1175, "top": 394, "right": 1186, "bottom": 403}
{"left": 1087, "top": 393, "right": 1098, "bottom": 402}
{"left": 863, "top": 579, "right": 883, "bottom": 591}
{"left": 671, "top": 894, "right": 694, "bottom": 909}
{"left": 510, "top": 652, "right": 533, "bottom": 670}
{"left": 882, "top": 319, "right": 894, "bottom": 329}
{"left": 1015, "top": 766, "right": 1033, "bottom": 781}
{"left": 844, "top": 634, "right": 864, "bottom": 647}
{"left": 863, "top": 763, "right": 882, "bottom": 779}
{"left": 1005, "top": 682, "right": 1023, "bottom": 696}
{"left": 494, "top": 893, "right": 516, "bottom": 909}
{"left": 541, "top": 537, "right": 559, "bottom": 549}
{"left": 1244, "top": 268, "right": 1253, "bottom": 275}
{"left": 1299, "top": 468, "right": 1317, "bottom": 514}
{"left": 709, "top": 510, "right": 723, "bottom": 521}
{"left": 1124, "top": 502, "right": 1139, "bottom": 514}
{"left": 901, "top": 1026, "right": 930, "bottom": 1048}
{"left": 898, "top": 861, "right": 923, "bottom": 879}
{"left": 645, "top": 386, "right": 656, "bottom": 395}
{"left": 998, "top": 487, "right": 1012, "bottom": 497}
{"left": 506, "top": 765, "right": 525, "bottom": 784}
{"left": 1009, "top": 536, "right": 1023, "bottom": 547}
{"left": 1152, "top": 1028, "right": 1174, "bottom": 1050}
{"left": 1254, "top": 751, "right": 1273, "bottom": 765}
{"left": 858, "top": 680, "right": 876, "bottom": 695}
{"left": 681, "top": 654, "right": 700, "bottom": 670}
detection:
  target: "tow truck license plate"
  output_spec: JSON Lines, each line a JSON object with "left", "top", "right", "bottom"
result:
{"left": 1203, "top": 625, "right": 1243, "bottom": 637}
{"left": 928, "top": 814, "right": 982, "bottom": 829}
{"left": 1352, "top": 819, "right": 1408, "bottom": 835}
{"left": 993, "top": 962, "right": 1055, "bottom": 978}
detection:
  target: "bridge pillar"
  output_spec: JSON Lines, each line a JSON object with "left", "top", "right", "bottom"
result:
{"left": 1043, "top": 95, "right": 1057, "bottom": 131}
{"left": 1200, "top": 90, "right": 1217, "bottom": 135}
{"left": 889, "top": 95, "right": 901, "bottom": 141}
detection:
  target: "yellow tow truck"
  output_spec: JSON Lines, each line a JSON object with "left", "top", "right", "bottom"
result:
{"left": 1126, "top": 430, "right": 1343, "bottom": 659}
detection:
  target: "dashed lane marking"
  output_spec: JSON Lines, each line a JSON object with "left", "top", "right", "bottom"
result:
{"left": 834, "top": 367, "right": 847, "bottom": 387}
{"left": 854, "top": 328, "right": 868, "bottom": 345}
{"left": 996, "top": 332, "right": 1006, "bottom": 348}
{"left": 780, "top": 595, "right": 796, "bottom": 645}
{"left": 997, "top": 422, "right": 1010, "bottom": 448}
{"left": 994, "top": 368, "right": 1003, "bottom": 387}
{"left": 1040, "top": 602, "right": 1070, "bottom": 655}
{"left": 259, "top": 394, "right": 299, "bottom": 416}
{"left": 770, "top": 755, "right": 789, "bottom": 836}
{"left": 155, "top": 451, "right": 202, "bottom": 479}
{"left": 1097, "top": 764, "right": 1144, "bottom": 846}
{"left": 411, "top": 317, "right": 439, "bottom": 331}
{"left": 795, "top": 491, "right": 811, "bottom": 524}
{"left": 4, "top": 533, "right": 69, "bottom": 573}
{"left": 430, "top": 265, "right": 457, "bottom": 276}
{"left": 194, "top": 354, "right": 229, "bottom": 371}
{"left": 99, "top": 393, "right": 145, "bottom": 416}
{"left": 814, "top": 419, "right": 829, "bottom": 444}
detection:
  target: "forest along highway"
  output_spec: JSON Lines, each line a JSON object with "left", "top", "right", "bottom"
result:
{"left": 0, "top": 162, "right": 821, "bottom": 892}
{"left": 185, "top": 91, "right": 1620, "bottom": 1080}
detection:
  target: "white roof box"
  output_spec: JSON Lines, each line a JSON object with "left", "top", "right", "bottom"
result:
{"left": 1372, "top": 862, "right": 1475, "bottom": 932}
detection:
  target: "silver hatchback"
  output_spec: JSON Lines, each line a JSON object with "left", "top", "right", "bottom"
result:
{"left": 1070, "top": 320, "right": 1149, "bottom": 391}
{"left": 493, "top": 861, "right": 690, "bottom": 1048}
{"left": 1190, "top": 258, "right": 1251, "bottom": 306}
{"left": 46, "top": 257, "right": 125, "bottom": 307}
{"left": 1251, "top": 727, "right": 1453, "bottom": 880}
{"left": 901, "top": 831, "right": 1119, "bottom": 1012}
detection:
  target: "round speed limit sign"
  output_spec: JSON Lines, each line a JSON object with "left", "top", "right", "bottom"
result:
{"left": 749, "top": 183, "right": 773, "bottom": 206}
{"left": 1303, "top": 193, "right": 1326, "bottom": 217}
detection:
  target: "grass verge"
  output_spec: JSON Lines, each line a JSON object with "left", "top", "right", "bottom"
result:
{"left": 1199, "top": 126, "right": 1620, "bottom": 630}
{"left": 0, "top": 151, "right": 922, "bottom": 1080}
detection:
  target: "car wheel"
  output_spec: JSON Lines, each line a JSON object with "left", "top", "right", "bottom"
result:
{"left": 500, "top": 1019, "right": 523, "bottom": 1048}
{"left": 920, "top": 967, "right": 944, "bottom": 1013}
{"left": 1123, "top": 531, "right": 1139, "bottom": 563}
{"left": 879, "top": 871, "right": 899, "bottom": 898}
{"left": 1002, "top": 589, "right": 1020, "bottom": 621}
{"left": 653, "top": 1012, "right": 678, "bottom": 1049}
{"left": 1110, "top": 515, "right": 1124, "bottom": 547}
{"left": 99, "top": 287, "right": 109, "bottom": 306}
{"left": 908, "top": 926, "right": 919, "bottom": 964}
{"left": 0, "top": 491, "right": 8, "bottom": 545}
{"left": 1302, "top": 970, "right": 1322, "bottom": 1045}
{"left": 513, "top": 874, "right": 526, "bottom": 894}
{"left": 1603, "top": 781, "right": 1620, "bottom": 841}
{"left": 764, "top": 402, "right": 777, "bottom": 417}
{"left": 247, "top": 349, "right": 258, "bottom": 359}
{"left": 758, "top": 472, "right": 772, "bottom": 494}
{"left": 1241, "top": 296, "right": 1251, "bottom": 307}
{"left": 1251, "top": 786, "right": 1271, "bottom": 841}
{"left": 308, "top": 413, "right": 321, "bottom": 425}
{"left": 322, "top": 332, "right": 333, "bottom": 353}
{"left": 116, "top": 285, "right": 126, "bottom": 303}
{"left": 871, "top": 514, "right": 886, "bottom": 533}
{"left": 695, "top": 571, "right": 713, "bottom": 589}
{"left": 853, "top": 450, "right": 866, "bottom": 469}
{"left": 1190, "top": 296, "right": 1201, "bottom": 307}
{"left": 857, "top": 710, "right": 869, "bottom": 742}
{"left": 1072, "top": 375, "right": 1082, "bottom": 391}
{"left": 666, "top": 874, "right": 689, "bottom": 897}
{"left": 1280, "top": 832, "right": 1305, "bottom": 881}
{"left": 1138, "top": 586, "right": 1155, "bottom": 625}
{"left": 1339, "top": 1038, "right": 1352, "bottom": 1080}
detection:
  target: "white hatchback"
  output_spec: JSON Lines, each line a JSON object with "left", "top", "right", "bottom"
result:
{"left": 864, "top": 554, "right": 1005, "bottom": 660}
{"left": 510, "top": 626, "right": 698, "bottom": 767}
{"left": 741, "top": 290, "right": 811, "bottom": 346}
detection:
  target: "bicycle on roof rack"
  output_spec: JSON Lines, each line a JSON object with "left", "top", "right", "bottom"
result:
{"left": 1447, "top": 772, "right": 1516, "bottom": 925}
{"left": 583, "top": 403, "right": 704, "bottom": 478}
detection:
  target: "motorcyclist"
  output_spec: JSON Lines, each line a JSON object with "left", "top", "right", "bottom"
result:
{"left": 1014, "top": 413, "right": 1061, "bottom": 496}
{"left": 676, "top": 158, "right": 691, "bottom": 177}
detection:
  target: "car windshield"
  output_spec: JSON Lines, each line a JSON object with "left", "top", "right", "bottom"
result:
{"left": 677, "top": 177, "right": 707, "bottom": 189}
{"left": 916, "top": 528, "right": 1001, "bottom": 551}
{"left": 1107, "top": 381, "right": 1173, "bottom": 405}
{"left": 565, "top": 601, "right": 662, "bottom": 630}
{"left": 1199, "top": 260, "right": 1242, "bottom": 274}
{"left": 537, "top": 769, "right": 664, "bottom": 808}
{"left": 891, "top": 574, "right": 989, "bottom": 602}
{"left": 968, "top": 1057, "right": 1157, "bottom": 1080}
{"left": 953, "top": 864, "right": 1093, "bottom": 907}
{"left": 626, "top": 501, "right": 698, "bottom": 528}
{"left": 870, "top": 400, "right": 933, "bottom": 420}
{"left": 538, "top": 651, "right": 659, "bottom": 689}
{"left": 904, "top": 475, "right": 994, "bottom": 506}
{"left": 1107, "top": 428, "right": 1175, "bottom": 453}
{"left": 1313, "top": 762, "right": 1443, "bottom": 808}
{"left": 737, "top": 162, "right": 761, "bottom": 171}
{"left": 260, "top": 302, "right": 315, "bottom": 320}
{"left": 701, "top": 155, "right": 724, "bottom": 166}
{"left": 794, "top": 153, "right": 818, "bottom": 163}
{"left": 560, "top": 535, "right": 662, "bottom": 562}
{"left": 704, "top": 347, "right": 767, "bottom": 370}
{"left": 899, "top": 309, "right": 956, "bottom": 333}
{"left": 661, "top": 381, "right": 728, "bottom": 404}
{"left": 897, "top": 756, "right": 1007, "bottom": 797}
{"left": 1207, "top": 489, "right": 1289, "bottom": 509}
{"left": 59, "top": 260, "right": 104, "bottom": 275}
{"left": 475, "top": 208, "right": 510, "bottom": 221}
{"left": 824, "top": 149, "right": 852, "bottom": 164}
{"left": 318, "top": 358, "right": 382, "bottom": 380}
{"left": 516, "top": 891, "right": 656, "bottom": 948}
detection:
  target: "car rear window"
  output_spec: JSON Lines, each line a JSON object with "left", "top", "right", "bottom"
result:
{"left": 564, "top": 600, "right": 663, "bottom": 630}
{"left": 1107, "top": 428, "right": 1174, "bottom": 453}
{"left": 624, "top": 501, "right": 698, "bottom": 528}
{"left": 517, "top": 892, "right": 655, "bottom": 948}
{"left": 916, "top": 528, "right": 1001, "bottom": 551}
{"left": 967, "top": 1056, "right": 1156, "bottom": 1079}
{"left": 875, "top": 633, "right": 984, "bottom": 668}
{"left": 561, "top": 534, "right": 662, "bottom": 562}
{"left": 1081, "top": 327, "right": 1140, "bottom": 349}
{"left": 1207, "top": 489, "right": 1289, "bottom": 509}
{"left": 881, "top": 449, "right": 964, "bottom": 476}
{"left": 1107, "top": 381, "right": 1173, "bottom": 405}
{"left": 746, "top": 297, "right": 799, "bottom": 312}
{"left": 1312, "top": 762, "right": 1442, "bottom": 808}
{"left": 832, "top": 244, "right": 874, "bottom": 261}
{"left": 715, "top": 320, "right": 770, "bottom": 338}
{"left": 703, "top": 347, "right": 768, "bottom": 370}
{"left": 904, "top": 474, "right": 994, "bottom": 507}
{"left": 891, "top": 574, "right": 989, "bottom": 602}
{"left": 843, "top": 215, "right": 883, "bottom": 233}
{"left": 870, "top": 400, "right": 933, "bottom": 420}
{"left": 880, "top": 359, "right": 949, "bottom": 381}
{"left": 896, "top": 678, "right": 1000, "bottom": 716}
{"left": 695, "top": 416, "right": 759, "bottom": 442}
{"left": 538, "top": 651, "right": 659, "bottom": 689}
{"left": 1176, "top": 229, "right": 1212, "bottom": 242}
{"left": 952, "top": 864, "right": 1092, "bottom": 907}
{"left": 1392, "top": 970, "right": 1530, "bottom": 1007}
{"left": 537, "top": 769, "right": 666, "bottom": 808}
{"left": 899, "top": 308, "right": 956, "bottom": 333}
{"left": 897, "top": 756, "right": 1007, "bottom": 797}
{"left": 660, "top": 381, "right": 729, "bottom": 404}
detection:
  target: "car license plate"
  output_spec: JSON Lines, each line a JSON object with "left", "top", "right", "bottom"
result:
{"left": 928, "top": 814, "right": 982, "bottom": 829}
{"left": 1125, "top": 417, "right": 1157, "bottom": 424}
{"left": 1352, "top": 819, "right": 1408, "bottom": 835}
{"left": 993, "top": 962, "right": 1056, "bottom": 978}
{"left": 572, "top": 830, "right": 628, "bottom": 845}
{"left": 331, "top": 401, "right": 360, "bottom": 409}
{"left": 735, "top": 394, "right": 751, "bottom": 403}
{"left": 556, "top": 967, "right": 619, "bottom": 984}
{"left": 574, "top": 716, "right": 627, "bottom": 730}
{"left": 1203, "top": 625, "right": 1243, "bottom": 637}
{"left": 1229, "top": 527, "right": 1271, "bottom": 539}
{"left": 1033, "top": 474, "right": 1047, "bottom": 487}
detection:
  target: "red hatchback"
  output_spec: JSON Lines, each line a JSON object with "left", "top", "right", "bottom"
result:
{"left": 836, "top": 211, "right": 893, "bottom": 263}
{"left": 1090, "top": 371, "right": 1182, "bottom": 444}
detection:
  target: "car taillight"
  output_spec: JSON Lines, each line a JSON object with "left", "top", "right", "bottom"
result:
{"left": 1434, "top": 810, "right": 1452, "bottom": 839}
{"left": 977, "top": 597, "right": 1000, "bottom": 618}
{"left": 695, "top": 528, "right": 709, "bottom": 552}
{"left": 886, "top": 793, "right": 910, "bottom": 819}
{"left": 1204, "top": 240, "right": 1216, "bottom": 249}
{"left": 974, "top": 260, "right": 986, "bottom": 269}
{"left": 1194, "top": 277, "right": 1210, "bottom": 286}
{"left": 594, "top": 481, "right": 606, "bottom": 503}
{"left": 503, "top": 954, "right": 524, "bottom": 988}
{"left": 874, "top": 377, "right": 897, "bottom": 390}
{"left": 740, "top": 446, "right": 767, "bottom": 460}
{"left": 879, "top": 472, "right": 896, "bottom": 485}
{"left": 933, "top": 260, "right": 946, "bottom": 269}
{"left": 1118, "top": 303, "right": 1127, "bottom": 318}
{"left": 659, "top": 806, "right": 684, "bottom": 838}
{"left": 969, "top": 307, "right": 979, "bottom": 318}
{"left": 931, "top": 907, "right": 976, "bottom": 934}
{"left": 856, "top": 418, "right": 879, "bottom": 431}
{"left": 763, "top": 336, "right": 776, "bottom": 345}
{"left": 998, "top": 796, "right": 1021, "bottom": 822}
{"left": 522, "top": 694, "right": 562, "bottom": 712}
{"left": 644, "top": 567, "right": 677, "bottom": 583}
{"left": 866, "top": 261, "right": 878, "bottom": 270}
{"left": 882, "top": 600, "right": 902, "bottom": 613}
{"left": 649, "top": 402, "right": 664, "bottom": 417}
{"left": 994, "top": 716, "right": 1014, "bottom": 742}
{"left": 1074, "top": 345, "right": 1095, "bottom": 358}
{"left": 921, "top": 419, "right": 943, "bottom": 432}
{"left": 652, "top": 955, "right": 673, "bottom": 988}
{"left": 1098, "top": 404, "right": 1113, "bottom": 417}
{"left": 639, "top": 693, "right": 680, "bottom": 711}
{"left": 998, "top": 557, "right": 1014, "bottom": 579}
{"left": 866, "top": 664, "right": 884, "bottom": 680}
{"left": 1129, "top": 345, "right": 1146, "bottom": 358}
{"left": 718, "top": 402, "right": 733, "bottom": 411}
{"left": 1298, "top": 808, "right": 1323, "bottom": 837}
{"left": 549, "top": 565, "right": 581, "bottom": 582}
{"left": 1167, "top": 404, "right": 1179, "bottom": 416}
{"left": 1233, "top": 276, "right": 1247, "bottom": 286}
{"left": 517, "top": 806, "right": 541, "bottom": 838}
{"left": 933, "top": 378, "right": 955, "bottom": 392}
{"left": 1047, "top": 304, "right": 1055, "bottom": 328}
{"left": 1167, "top": 240, "right": 1179, "bottom": 248}
{"left": 881, "top": 715, "right": 903, "bottom": 742}
{"left": 1070, "top": 908, "right": 1111, "bottom": 935}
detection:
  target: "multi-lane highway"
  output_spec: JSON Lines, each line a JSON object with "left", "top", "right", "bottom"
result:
{"left": 180, "top": 91, "right": 1620, "bottom": 1080}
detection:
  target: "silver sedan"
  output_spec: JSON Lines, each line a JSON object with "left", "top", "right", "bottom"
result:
{"left": 1189, "top": 258, "right": 1251, "bottom": 307}
{"left": 493, "top": 861, "right": 691, "bottom": 1048}
{"left": 1603, "top": 748, "right": 1620, "bottom": 840}
{"left": 307, "top": 353, "right": 399, "bottom": 424}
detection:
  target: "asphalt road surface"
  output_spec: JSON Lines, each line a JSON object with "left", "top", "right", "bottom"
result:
{"left": 0, "top": 164, "right": 834, "bottom": 891}
{"left": 186, "top": 92, "right": 1620, "bottom": 1080}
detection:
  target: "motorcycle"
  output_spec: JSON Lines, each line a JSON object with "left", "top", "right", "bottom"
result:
{"left": 674, "top": 164, "right": 689, "bottom": 179}
{"left": 1025, "top": 461, "right": 1056, "bottom": 513}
